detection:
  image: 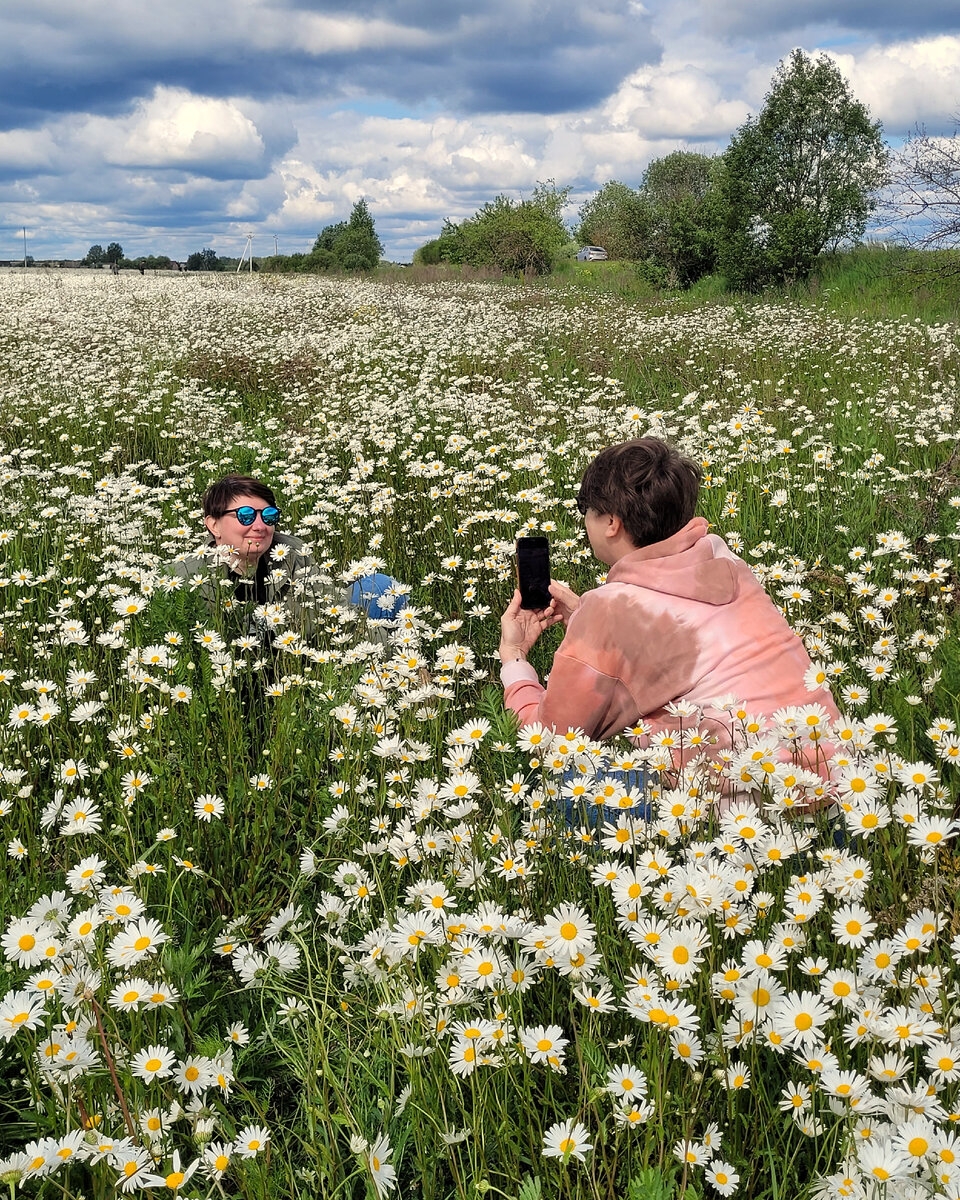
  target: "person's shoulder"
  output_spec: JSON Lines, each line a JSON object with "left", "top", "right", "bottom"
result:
{"left": 571, "top": 582, "right": 635, "bottom": 622}
{"left": 167, "top": 543, "right": 216, "bottom": 575}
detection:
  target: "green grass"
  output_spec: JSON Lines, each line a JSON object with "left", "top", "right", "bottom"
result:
{"left": 791, "top": 246, "right": 960, "bottom": 322}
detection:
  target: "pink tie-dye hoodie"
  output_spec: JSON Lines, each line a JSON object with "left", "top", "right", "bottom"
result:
{"left": 502, "top": 517, "right": 840, "bottom": 755}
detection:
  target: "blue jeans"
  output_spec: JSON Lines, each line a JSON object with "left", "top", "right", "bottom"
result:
{"left": 349, "top": 573, "right": 407, "bottom": 621}
{"left": 562, "top": 766, "right": 654, "bottom": 827}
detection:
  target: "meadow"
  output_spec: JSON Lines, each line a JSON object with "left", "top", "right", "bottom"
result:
{"left": 0, "top": 268, "right": 958, "bottom": 1200}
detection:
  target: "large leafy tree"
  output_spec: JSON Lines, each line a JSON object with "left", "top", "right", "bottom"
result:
{"left": 333, "top": 199, "right": 383, "bottom": 270}
{"left": 186, "top": 248, "right": 221, "bottom": 271}
{"left": 715, "top": 49, "right": 888, "bottom": 288}
{"left": 430, "top": 182, "right": 570, "bottom": 275}
{"left": 643, "top": 152, "right": 717, "bottom": 286}
{"left": 105, "top": 242, "right": 124, "bottom": 264}
{"left": 308, "top": 200, "right": 382, "bottom": 271}
{"left": 84, "top": 244, "right": 105, "bottom": 267}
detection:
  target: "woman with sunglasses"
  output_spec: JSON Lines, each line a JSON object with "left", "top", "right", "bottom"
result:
{"left": 171, "top": 474, "right": 404, "bottom": 640}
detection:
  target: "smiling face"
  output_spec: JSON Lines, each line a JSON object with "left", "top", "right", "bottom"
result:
{"left": 204, "top": 493, "right": 275, "bottom": 569}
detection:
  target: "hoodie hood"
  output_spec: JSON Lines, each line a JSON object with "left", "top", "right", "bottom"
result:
{"left": 605, "top": 516, "right": 739, "bottom": 605}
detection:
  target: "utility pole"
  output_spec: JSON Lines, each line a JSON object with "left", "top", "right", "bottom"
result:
{"left": 22, "top": 227, "right": 27, "bottom": 268}
{"left": 273, "top": 233, "right": 278, "bottom": 256}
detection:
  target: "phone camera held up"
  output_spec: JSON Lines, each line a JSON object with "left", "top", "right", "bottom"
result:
{"left": 516, "top": 537, "right": 551, "bottom": 610}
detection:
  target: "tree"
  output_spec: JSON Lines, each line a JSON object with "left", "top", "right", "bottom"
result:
{"left": 643, "top": 152, "right": 717, "bottom": 286}
{"left": 334, "top": 199, "right": 383, "bottom": 270}
{"left": 186, "top": 248, "right": 221, "bottom": 271}
{"left": 414, "top": 184, "right": 569, "bottom": 275}
{"left": 886, "top": 123, "right": 960, "bottom": 251}
{"left": 105, "top": 242, "right": 124, "bottom": 265}
{"left": 306, "top": 200, "right": 382, "bottom": 271}
{"left": 715, "top": 49, "right": 888, "bottom": 288}
{"left": 84, "top": 244, "right": 105, "bottom": 267}
{"left": 413, "top": 220, "right": 465, "bottom": 266}
{"left": 574, "top": 162, "right": 718, "bottom": 284}
{"left": 438, "top": 182, "right": 570, "bottom": 275}
{"left": 312, "top": 221, "right": 347, "bottom": 255}
{"left": 576, "top": 181, "right": 653, "bottom": 261}
{"left": 644, "top": 152, "right": 714, "bottom": 210}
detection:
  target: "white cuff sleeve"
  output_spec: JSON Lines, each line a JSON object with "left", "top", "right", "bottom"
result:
{"left": 500, "top": 660, "right": 539, "bottom": 688}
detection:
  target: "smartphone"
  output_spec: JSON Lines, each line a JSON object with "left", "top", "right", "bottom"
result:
{"left": 516, "top": 536, "right": 552, "bottom": 610}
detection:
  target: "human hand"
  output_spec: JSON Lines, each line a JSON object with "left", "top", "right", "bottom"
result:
{"left": 499, "top": 589, "right": 559, "bottom": 662}
{"left": 548, "top": 580, "right": 581, "bottom": 626}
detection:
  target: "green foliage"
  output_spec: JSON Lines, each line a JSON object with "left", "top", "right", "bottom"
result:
{"left": 105, "top": 241, "right": 124, "bottom": 264}
{"left": 312, "top": 221, "right": 348, "bottom": 255}
{"left": 186, "top": 248, "right": 222, "bottom": 271}
{"left": 516, "top": 1174, "right": 543, "bottom": 1200}
{"left": 133, "top": 254, "right": 174, "bottom": 271}
{"left": 307, "top": 200, "right": 383, "bottom": 272}
{"left": 789, "top": 244, "right": 960, "bottom": 321}
{"left": 574, "top": 158, "right": 717, "bottom": 285}
{"left": 715, "top": 49, "right": 888, "bottom": 289}
{"left": 576, "top": 180, "right": 653, "bottom": 261}
{"left": 643, "top": 151, "right": 719, "bottom": 286}
{"left": 261, "top": 251, "right": 308, "bottom": 273}
{"left": 412, "top": 237, "right": 442, "bottom": 266}
{"left": 84, "top": 243, "right": 105, "bottom": 267}
{"left": 626, "top": 1168, "right": 677, "bottom": 1200}
{"left": 416, "top": 219, "right": 469, "bottom": 266}
{"left": 418, "top": 182, "right": 570, "bottom": 275}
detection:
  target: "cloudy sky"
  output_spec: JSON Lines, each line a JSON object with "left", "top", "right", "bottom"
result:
{"left": 1, "top": 0, "right": 958, "bottom": 263}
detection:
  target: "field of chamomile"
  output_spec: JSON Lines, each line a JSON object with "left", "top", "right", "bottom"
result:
{"left": 0, "top": 269, "right": 959, "bottom": 1200}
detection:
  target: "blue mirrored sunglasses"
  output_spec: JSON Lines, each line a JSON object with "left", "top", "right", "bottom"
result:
{"left": 222, "top": 506, "right": 280, "bottom": 526}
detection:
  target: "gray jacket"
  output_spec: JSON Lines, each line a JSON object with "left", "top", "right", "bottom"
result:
{"left": 168, "top": 530, "right": 372, "bottom": 643}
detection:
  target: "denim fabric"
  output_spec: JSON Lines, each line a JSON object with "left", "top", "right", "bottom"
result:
{"left": 349, "top": 573, "right": 407, "bottom": 621}
{"left": 562, "top": 766, "right": 655, "bottom": 827}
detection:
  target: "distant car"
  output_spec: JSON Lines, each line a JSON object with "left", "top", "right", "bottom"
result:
{"left": 577, "top": 246, "right": 608, "bottom": 262}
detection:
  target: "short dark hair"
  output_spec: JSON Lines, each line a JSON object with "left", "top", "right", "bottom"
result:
{"left": 577, "top": 438, "right": 700, "bottom": 548}
{"left": 202, "top": 475, "right": 277, "bottom": 518}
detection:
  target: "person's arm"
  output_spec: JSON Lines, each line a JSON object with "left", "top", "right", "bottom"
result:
{"left": 499, "top": 587, "right": 631, "bottom": 740}
{"left": 502, "top": 651, "right": 627, "bottom": 740}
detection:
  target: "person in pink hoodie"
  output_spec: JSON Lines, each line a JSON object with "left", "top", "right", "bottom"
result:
{"left": 499, "top": 438, "right": 839, "bottom": 765}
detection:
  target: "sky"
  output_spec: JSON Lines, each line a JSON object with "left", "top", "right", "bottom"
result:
{"left": 0, "top": 1, "right": 958, "bottom": 263}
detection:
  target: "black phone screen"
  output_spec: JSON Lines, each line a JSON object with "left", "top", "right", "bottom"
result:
{"left": 516, "top": 537, "right": 551, "bottom": 610}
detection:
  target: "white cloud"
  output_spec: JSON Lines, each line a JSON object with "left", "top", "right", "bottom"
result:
{"left": 825, "top": 36, "right": 960, "bottom": 132}
{"left": 99, "top": 87, "right": 265, "bottom": 170}
{"left": 0, "top": 128, "right": 58, "bottom": 172}
{"left": 5, "top": 3, "right": 960, "bottom": 261}
{"left": 603, "top": 63, "right": 752, "bottom": 138}
{"left": 293, "top": 12, "right": 436, "bottom": 54}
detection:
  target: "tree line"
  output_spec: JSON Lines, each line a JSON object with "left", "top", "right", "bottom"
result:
{"left": 82, "top": 244, "right": 219, "bottom": 271}
{"left": 417, "top": 50, "right": 890, "bottom": 289}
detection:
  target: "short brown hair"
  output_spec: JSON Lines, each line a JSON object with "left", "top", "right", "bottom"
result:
{"left": 577, "top": 438, "right": 700, "bottom": 548}
{"left": 202, "top": 475, "right": 277, "bottom": 518}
